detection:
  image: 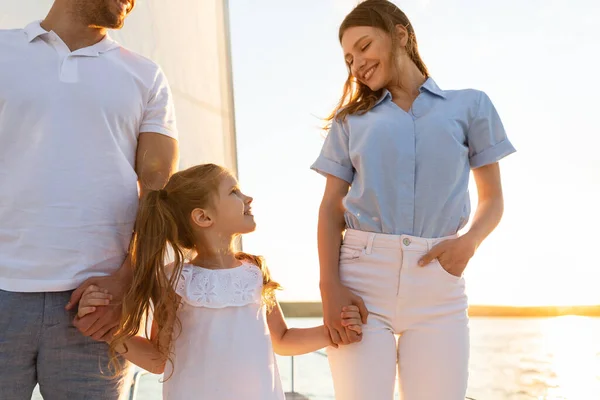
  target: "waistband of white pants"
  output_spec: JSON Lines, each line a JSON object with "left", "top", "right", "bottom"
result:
{"left": 343, "top": 229, "right": 458, "bottom": 254}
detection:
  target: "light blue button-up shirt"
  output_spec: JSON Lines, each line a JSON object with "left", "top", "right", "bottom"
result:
{"left": 311, "top": 78, "right": 515, "bottom": 238}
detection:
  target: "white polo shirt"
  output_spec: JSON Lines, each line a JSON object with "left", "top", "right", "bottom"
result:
{"left": 0, "top": 22, "right": 178, "bottom": 292}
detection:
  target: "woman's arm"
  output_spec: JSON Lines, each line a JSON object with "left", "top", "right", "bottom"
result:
{"left": 418, "top": 162, "right": 505, "bottom": 276}
{"left": 318, "top": 175, "right": 368, "bottom": 346}
{"left": 318, "top": 175, "right": 349, "bottom": 286}
{"left": 462, "top": 162, "right": 504, "bottom": 247}
{"left": 267, "top": 301, "right": 363, "bottom": 356}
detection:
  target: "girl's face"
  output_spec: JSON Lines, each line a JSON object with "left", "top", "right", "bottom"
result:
{"left": 210, "top": 174, "right": 256, "bottom": 236}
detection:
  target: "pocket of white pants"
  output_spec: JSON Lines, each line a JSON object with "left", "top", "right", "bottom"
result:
{"left": 432, "top": 259, "right": 462, "bottom": 282}
{"left": 339, "top": 245, "right": 364, "bottom": 262}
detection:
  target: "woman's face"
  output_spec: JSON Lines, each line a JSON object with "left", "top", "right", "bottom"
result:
{"left": 341, "top": 26, "right": 395, "bottom": 91}
{"left": 341, "top": 25, "right": 410, "bottom": 91}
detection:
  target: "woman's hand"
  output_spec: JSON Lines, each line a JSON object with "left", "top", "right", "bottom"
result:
{"left": 418, "top": 236, "right": 478, "bottom": 277}
{"left": 321, "top": 281, "right": 368, "bottom": 346}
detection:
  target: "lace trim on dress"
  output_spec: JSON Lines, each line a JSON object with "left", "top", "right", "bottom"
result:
{"left": 174, "top": 263, "right": 263, "bottom": 308}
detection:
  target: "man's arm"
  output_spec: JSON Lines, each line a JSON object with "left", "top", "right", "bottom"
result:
{"left": 67, "top": 132, "right": 178, "bottom": 340}
{"left": 136, "top": 132, "right": 179, "bottom": 197}
{"left": 112, "top": 132, "right": 179, "bottom": 280}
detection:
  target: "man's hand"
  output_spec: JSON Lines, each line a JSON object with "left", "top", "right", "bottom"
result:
{"left": 66, "top": 268, "right": 131, "bottom": 341}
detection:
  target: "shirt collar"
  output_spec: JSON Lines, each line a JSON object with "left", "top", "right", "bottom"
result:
{"left": 23, "top": 20, "right": 120, "bottom": 56}
{"left": 374, "top": 77, "right": 446, "bottom": 107}
{"left": 420, "top": 77, "right": 446, "bottom": 99}
{"left": 77, "top": 35, "right": 120, "bottom": 56}
{"left": 24, "top": 20, "right": 48, "bottom": 42}
{"left": 374, "top": 89, "right": 392, "bottom": 107}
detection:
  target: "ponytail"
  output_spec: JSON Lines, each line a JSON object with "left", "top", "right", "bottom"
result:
{"left": 109, "top": 189, "right": 185, "bottom": 374}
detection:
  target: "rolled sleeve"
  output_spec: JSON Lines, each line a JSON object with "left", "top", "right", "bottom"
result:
{"left": 467, "top": 91, "right": 515, "bottom": 168}
{"left": 139, "top": 68, "right": 178, "bottom": 140}
{"left": 310, "top": 119, "right": 354, "bottom": 183}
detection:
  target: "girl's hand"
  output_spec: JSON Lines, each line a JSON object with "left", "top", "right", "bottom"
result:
{"left": 340, "top": 305, "right": 363, "bottom": 336}
{"left": 77, "top": 285, "right": 113, "bottom": 319}
{"left": 418, "top": 236, "right": 478, "bottom": 278}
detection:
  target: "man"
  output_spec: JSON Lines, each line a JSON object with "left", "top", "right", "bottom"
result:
{"left": 0, "top": 0, "right": 179, "bottom": 398}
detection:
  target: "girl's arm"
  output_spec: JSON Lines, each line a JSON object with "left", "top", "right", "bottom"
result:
{"left": 112, "top": 320, "right": 168, "bottom": 375}
{"left": 78, "top": 285, "right": 172, "bottom": 374}
{"left": 267, "top": 300, "right": 362, "bottom": 356}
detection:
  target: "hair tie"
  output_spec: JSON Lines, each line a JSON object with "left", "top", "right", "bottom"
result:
{"left": 158, "top": 189, "right": 168, "bottom": 200}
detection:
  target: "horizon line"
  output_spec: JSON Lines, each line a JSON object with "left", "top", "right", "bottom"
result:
{"left": 279, "top": 302, "right": 600, "bottom": 318}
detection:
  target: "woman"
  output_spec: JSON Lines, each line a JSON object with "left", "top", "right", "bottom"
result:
{"left": 311, "top": 1, "right": 515, "bottom": 399}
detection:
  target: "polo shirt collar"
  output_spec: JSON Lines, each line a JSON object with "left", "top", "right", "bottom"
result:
{"left": 24, "top": 20, "right": 47, "bottom": 42}
{"left": 24, "top": 20, "right": 120, "bottom": 56}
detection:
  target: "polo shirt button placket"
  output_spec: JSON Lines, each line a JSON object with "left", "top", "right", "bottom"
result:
{"left": 60, "top": 55, "right": 78, "bottom": 83}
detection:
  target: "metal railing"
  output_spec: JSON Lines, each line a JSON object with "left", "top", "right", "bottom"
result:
{"left": 126, "top": 354, "right": 324, "bottom": 399}
{"left": 128, "top": 369, "right": 148, "bottom": 400}
{"left": 288, "top": 351, "right": 327, "bottom": 394}
{"left": 129, "top": 352, "right": 476, "bottom": 400}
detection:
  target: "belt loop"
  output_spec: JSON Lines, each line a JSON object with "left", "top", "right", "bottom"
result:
{"left": 365, "top": 233, "right": 375, "bottom": 255}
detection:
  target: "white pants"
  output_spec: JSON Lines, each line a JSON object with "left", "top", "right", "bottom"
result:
{"left": 327, "top": 229, "right": 470, "bottom": 400}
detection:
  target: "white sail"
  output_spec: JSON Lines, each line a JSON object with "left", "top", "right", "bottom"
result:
{"left": 0, "top": 0, "right": 238, "bottom": 173}
{"left": 2, "top": 3, "right": 240, "bottom": 397}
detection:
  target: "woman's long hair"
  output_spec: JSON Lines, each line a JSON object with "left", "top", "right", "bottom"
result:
{"left": 326, "top": 0, "right": 429, "bottom": 127}
{"left": 109, "top": 164, "right": 280, "bottom": 375}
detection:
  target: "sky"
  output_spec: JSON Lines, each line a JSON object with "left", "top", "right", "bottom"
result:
{"left": 227, "top": 0, "right": 600, "bottom": 306}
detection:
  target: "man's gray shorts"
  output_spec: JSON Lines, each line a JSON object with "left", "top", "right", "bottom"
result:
{"left": 0, "top": 289, "right": 131, "bottom": 400}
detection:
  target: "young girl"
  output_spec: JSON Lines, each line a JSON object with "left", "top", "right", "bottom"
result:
{"left": 312, "top": 1, "right": 515, "bottom": 399}
{"left": 77, "top": 163, "right": 364, "bottom": 400}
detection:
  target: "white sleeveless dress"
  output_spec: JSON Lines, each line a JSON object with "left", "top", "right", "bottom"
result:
{"left": 162, "top": 262, "right": 285, "bottom": 400}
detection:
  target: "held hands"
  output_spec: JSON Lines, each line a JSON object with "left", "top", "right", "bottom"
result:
{"left": 77, "top": 285, "right": 112, "bottom": 319}
{"left": 325, "top": 304, "right": 365, "bottom": 348}
{"left": 321, "top": 282, "right": 368, "bottom": 347}
{"left": 66, "top": 272, "right": 129, "bottom": 341}
{"left": 339, "top": 305, "right": 363, "bottom": 335}
{"left": 74, "top": 284, "right": 119, "bottom": 343}
{"left": 418, "top": 235, "right": 478, "bottom": 277}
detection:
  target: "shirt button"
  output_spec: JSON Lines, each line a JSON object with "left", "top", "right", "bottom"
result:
{"left": 402, "top": 238, "right": 411, "bottom": 246}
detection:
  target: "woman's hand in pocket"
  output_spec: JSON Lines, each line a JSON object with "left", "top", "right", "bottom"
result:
{"left": 418, "top": 236, "right": 477, "bottom": 277}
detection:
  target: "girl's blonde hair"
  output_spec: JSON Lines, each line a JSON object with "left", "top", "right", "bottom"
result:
{"left": 326, "top": 0, "right": 429, "bottom": 127}
{"left": 109, "top": 163, "right": 280, "bottom": 374}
